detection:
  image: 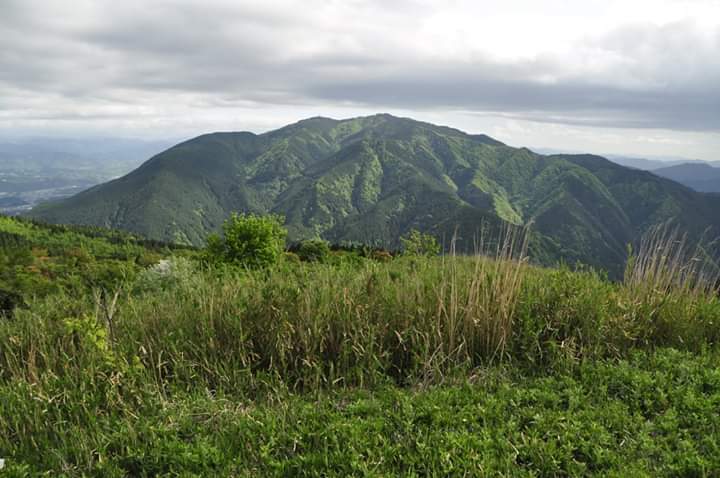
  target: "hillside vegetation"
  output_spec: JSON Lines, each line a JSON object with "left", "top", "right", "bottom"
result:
{"left": 2, "top": 215, "right": 720, "bottom": 475}
{"left": 29, "top": 114, "right": 720, "bottom": 275}
{"left": 0, "top": 215, "right": 190, "bottom": 306}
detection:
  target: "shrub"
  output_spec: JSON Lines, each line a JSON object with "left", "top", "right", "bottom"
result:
{"left": 204, "top": 213, "right": 287, "bottom": 269}
{"left": 400, "top": 229, "right": 440, "bottom": 256}
{"left": 284, "top": 251, "right": 302, "bottom": 264}
{"left": 327, "top": 250, "right": 365, "bottom": 267}
{"left": 297, "top": 239, "right": 331, "bottom": 262}
{"left": 370, "top": 250, "right": 393, "bottom": 262}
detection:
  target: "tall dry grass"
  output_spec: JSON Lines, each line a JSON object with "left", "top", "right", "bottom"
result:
{"left": 624, "top": 223, "right": 720, "bottom": 297}
{"left": 0, "top": 225, "right": 530, "bottom": 392}
{"left": 438, "top": 224, "right": 529, "bottom": 368}
{"left": 3, "top": 222, "right": 720, "bottom": 398}
{"left": 620, "top": 223, "right": 720, "bottom": 348}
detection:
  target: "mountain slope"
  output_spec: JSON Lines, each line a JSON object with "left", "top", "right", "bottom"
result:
{"left": 653, "top": 163, "right": 720, "bottom": 193}
{"left": 29, "top": 114, "right": 720, "bottom": 274}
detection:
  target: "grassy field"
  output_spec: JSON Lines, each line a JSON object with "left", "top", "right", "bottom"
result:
{"left": 3, "top": 349, "right": 720, "bottom": 476}
{"left": 1, "top": 216, "right": 720, "bottom": 475}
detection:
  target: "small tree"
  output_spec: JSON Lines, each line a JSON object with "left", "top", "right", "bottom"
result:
{"left": 297, "top": 239, "right": 331, "bottom": 263}
{"left": 400, "top": 229, "right": 440, "bottom": 256}
{"left": 205, "top": 213, "right": 287, "bottom": 269}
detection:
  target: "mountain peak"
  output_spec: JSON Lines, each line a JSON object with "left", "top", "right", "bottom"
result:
{"left": 652, "top": 161, "right": 720, "bottom": 192}
{"left": 28, "top": 115, "right": 720, "bottom": 275}
{"left": 659, "top": 162, "right": 715, "bottom": 171}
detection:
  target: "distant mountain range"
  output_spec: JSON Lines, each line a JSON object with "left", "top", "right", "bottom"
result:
{"left": 605, "top": 155, "right": 692, "bottom": 171}
{"left": 652, "top": 163, "right": 720, "bottom": 193}
{"left": 538, "top": 150, "right": 720, "bottom": 192}
{"left": 609, "top": 155, "right": 719, "bottom": 170}
{"left": 534, "top": 149, "right": 695, "bottom": 170}
{"left": 0, "top": 137, "right": 173, "bottom": 214}
{"left": 28, "top": 114, "right": 720, "bottom": 275}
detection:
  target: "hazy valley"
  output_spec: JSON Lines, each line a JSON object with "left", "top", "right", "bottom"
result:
{"left": 0, "top": 137, "right": 172, "bottom": 214}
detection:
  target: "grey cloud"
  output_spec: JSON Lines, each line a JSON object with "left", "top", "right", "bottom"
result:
{"left": 301, "top": 21, "right": 720, "bottom": 131}
{"left": 305, "top": 67, "right": 720, "bottom": 131}
{"left": 0, "top": 0, "right": 718, "bottom": 132}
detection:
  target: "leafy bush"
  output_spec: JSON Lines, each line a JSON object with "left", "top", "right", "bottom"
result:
{"left": 297, "top": 239, "right": 331, "bottom": 262}
{"left": 327, "top": 250, "right": 366, "bottom": 268}
{"left": 204, "top": 213, "right": 287, "bottom": 269}
{"left": 400, "top": 229, "right": 440, "bottom": 256}
{"left": 283, "top": 251, "right": 302, "bottom": 264}
{"left": 370, "top": 250, "right": 393, "bottom": 262}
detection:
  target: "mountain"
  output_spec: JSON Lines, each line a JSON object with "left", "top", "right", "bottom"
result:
{"left": 537, "top": 152, "right": 702, "bottom": 171}
{"left": 28, "top": 114, "right": 720, "bottom": 275}
{"left": 604, "top": 155, "right": 689, "bottom": 170}
{"left": 653, "top": 163, "right": 720, "bottom": 193}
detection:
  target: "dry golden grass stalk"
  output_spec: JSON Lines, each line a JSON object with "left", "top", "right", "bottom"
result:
{"left": 625, "top": 223, "right": 720, "bottom": 297}
{"left": 436, "top": 223, "right": 529, "bottom": 366}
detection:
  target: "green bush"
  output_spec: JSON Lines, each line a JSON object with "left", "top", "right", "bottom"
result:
{"left": 204, "top": 213, "right": 287, "bottom": 269}
{"left": 400, "top": 229, "right": 440, "bottom": 256}
{"left": 327, "top": 250, "right": 365, "bottom": 268}
{"left": 283, "top": 251, "right": 302, "bottom": 264}
{"left": 297, "top": 239, "right": 331, "bottom": 262}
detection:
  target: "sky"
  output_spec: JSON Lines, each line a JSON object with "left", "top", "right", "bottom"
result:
{"left": 1, "top": 0, "right": 719, "bottom": 160}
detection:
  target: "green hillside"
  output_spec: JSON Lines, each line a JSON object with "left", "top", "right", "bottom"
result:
{"left": 29, "top": 114, "right": 720, "bottom": 274}
{"left": 0, "top": 214, "right": 193, "bottom": 309}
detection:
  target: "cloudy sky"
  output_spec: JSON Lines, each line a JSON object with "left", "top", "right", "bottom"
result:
{"left": 1, "top": 0, "right": 719, "bottom": 160}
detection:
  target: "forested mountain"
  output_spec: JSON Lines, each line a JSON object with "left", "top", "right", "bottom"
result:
{"left": 29, "top": 114, "right": 720, "bottom": 274}
{"left": 653, "top": 162, "right": 720, "bottom": 193}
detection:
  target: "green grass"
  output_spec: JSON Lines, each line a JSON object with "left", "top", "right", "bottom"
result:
{"left": 2, "top": 350, "right": 720, "bottom": 476}
{"left": 3, "top": 216, "right": 720, "bottom": 475}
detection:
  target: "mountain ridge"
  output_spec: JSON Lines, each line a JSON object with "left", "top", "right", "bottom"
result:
{"left": 29, "top": 114, "right": 720, "bottom": 274}
{"left": 653, "top": 162, "right": 720, "bottom": 193}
